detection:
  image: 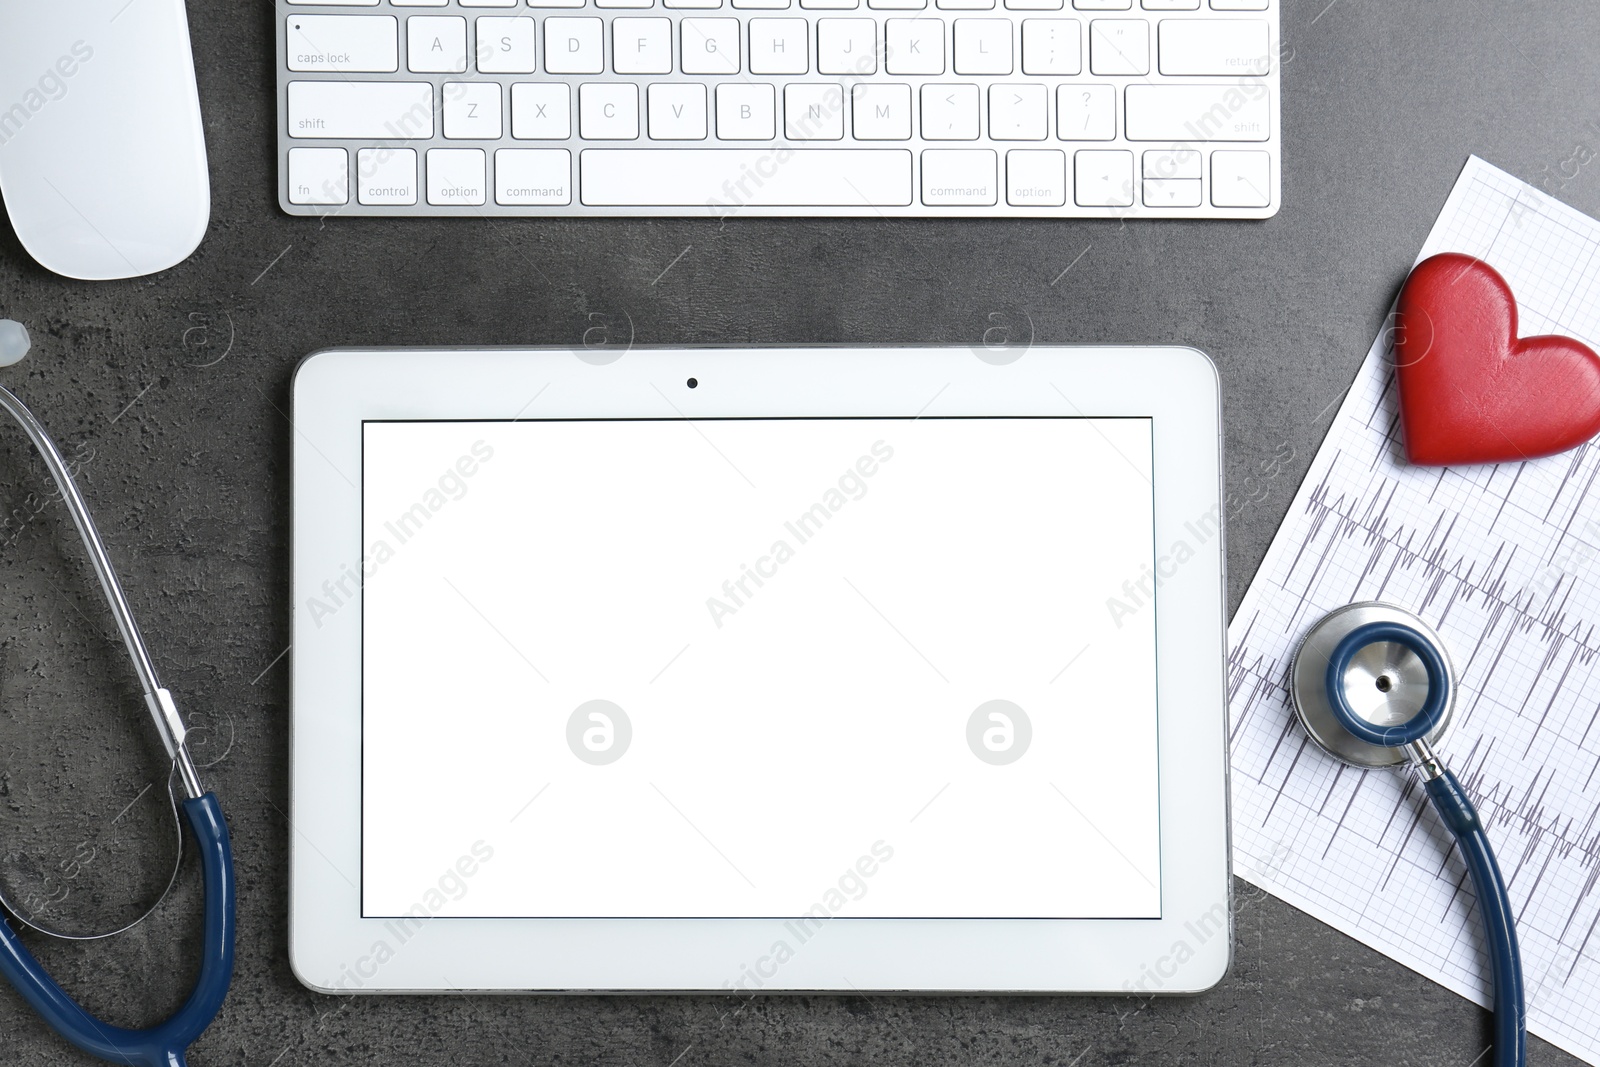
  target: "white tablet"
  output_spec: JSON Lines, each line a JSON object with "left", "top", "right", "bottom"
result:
{"left": 289, "top": 345, "right": 1230, "bottom": 995}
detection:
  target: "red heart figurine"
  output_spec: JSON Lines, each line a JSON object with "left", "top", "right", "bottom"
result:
{"left": 1394, "top": 252, "right": 1600, "bottom": 465}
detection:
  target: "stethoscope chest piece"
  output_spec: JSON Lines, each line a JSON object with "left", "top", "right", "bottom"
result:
{"left": 1290, "top": 601, "right": 1456, "bottom": 768}
{"left": 1288, "top": 599, "right": 1524, "bottom": 1067}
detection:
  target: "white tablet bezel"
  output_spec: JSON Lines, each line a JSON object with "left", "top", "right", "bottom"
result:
{"left": 290, "top": 345, "right": 1230, "bottom": 995}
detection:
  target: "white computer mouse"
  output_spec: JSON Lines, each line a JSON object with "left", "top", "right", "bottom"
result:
{"left": 0, "top": 1, "right": 209, "bottom": 281}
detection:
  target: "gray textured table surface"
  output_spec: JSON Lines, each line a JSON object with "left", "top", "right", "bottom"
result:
{"left": 2, "top": 1, "right": 1599, "bottom": 1064}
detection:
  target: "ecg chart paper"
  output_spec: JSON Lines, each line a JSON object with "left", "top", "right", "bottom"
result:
{"left": 1228, "top": 156, "right": 1600, "bottom": 1064}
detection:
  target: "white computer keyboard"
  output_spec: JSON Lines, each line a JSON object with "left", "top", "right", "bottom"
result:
{"left": 276, "top": 0, "right": 1277, "bottom": 218}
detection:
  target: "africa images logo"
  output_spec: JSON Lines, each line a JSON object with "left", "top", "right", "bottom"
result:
{"left": 705, "top": 441, "right": 894, "bottom": 627}
{"left": 305, "top": 440, "right": 495, "bottom": 628}
{"left": 0, "top": 41, "right": 94, "bottom": 148}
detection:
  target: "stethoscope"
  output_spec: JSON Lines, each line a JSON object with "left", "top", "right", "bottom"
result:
{"left": 0, "top": 322, "right": 234, "bottom": 1067}
{"left": 1291, "top": 602, "right": 1525, "bottom": 1067}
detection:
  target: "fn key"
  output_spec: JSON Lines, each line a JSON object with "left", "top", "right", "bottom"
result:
{"left": 288, "top": 147, "right": 348, "bottom": 205}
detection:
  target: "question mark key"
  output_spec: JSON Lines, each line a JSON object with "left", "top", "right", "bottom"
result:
{"left": 1054, "top": 84, "right": 1115, "bottom": 140}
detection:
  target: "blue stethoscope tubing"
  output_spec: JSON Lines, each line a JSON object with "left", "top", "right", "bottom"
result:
{"left": 0, "top": 795, "right": 234, "bottom": 1067}
{"left": 1323, "top": 621, "right": 1525, "bottom": 1067}
{"left": 0, "top": 378, "right": 235, "bottom": 1066}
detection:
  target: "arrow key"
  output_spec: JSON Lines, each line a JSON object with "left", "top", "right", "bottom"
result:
{"left": 1141, "top": 177, "right": 1201, "bottom": 207}
{"left": 1072, "top": 147, "right": 1132, "bottom": 207}
{"left": 1211, "top": 149, "right": 1271, "bottom": 208}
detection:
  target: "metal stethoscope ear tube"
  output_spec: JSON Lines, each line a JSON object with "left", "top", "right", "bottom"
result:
{"left": 1292, "top": 602, "right": 1525, "bottom": 1067}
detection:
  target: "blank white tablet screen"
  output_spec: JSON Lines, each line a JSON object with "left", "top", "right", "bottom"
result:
{"left": 359, "top": 418, "right": 1161, "bottom": 919}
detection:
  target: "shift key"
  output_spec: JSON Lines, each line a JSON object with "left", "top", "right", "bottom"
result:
{"left": 1124, "top": 84, "right": 1268, "bottom": 141}
{"left": 288, "top": 82, "right": 435, "bottom": 139}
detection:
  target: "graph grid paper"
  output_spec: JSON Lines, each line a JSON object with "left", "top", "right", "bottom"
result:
{"left": 1228, "top": 156, "right": 1600, "bottom": 1065}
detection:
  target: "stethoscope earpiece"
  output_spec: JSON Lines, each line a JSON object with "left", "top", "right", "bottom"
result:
{"left": 0, "top": 320, "right": 31, "bottom": 368}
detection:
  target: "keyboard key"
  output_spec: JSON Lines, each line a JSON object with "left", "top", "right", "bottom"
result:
{"left": 444, "top": 85, "right": 499, "bottom": 143}
{"left": 953, "top": 19, "right": 1013, "bottom": 74}
{"left": 682, "top": 18, "right": 742, "bottom": 73}
{"left": 1210, "top": 149, "right": 1270, "bottom": 206}
{"left": 358, "top": 147, "right": 418, "bottom": 204}
{"left": 1056, "top": 83, "right": 1114, "bottom": 139}
{"left": 475, "top": 16, "right": 537, "bottom": 72}
{"left": 1142, "top": 0, "right": 1198, "bottom": 7}
{"left": 1021, "top": 19, "right": 1080, "bottom": 74}
{"left": 1089, "top": 18, "right": 1148, "bottom": 74}
{"left": 1006, "top": 148, "right": 1065, "bottom": 205}
{"left": 1007, "top": 0, "right": 1062, "bottom": 9}
{"left": 649, "top": 83, "right": 709, "bottom": 138}
{"left": 1124, "top": 83, "right": 1268, "bottom": 139}
{"left": 785, "top": 83, "right": 845, "bottom": 138}
{"left": 818, "top": 19, "right": 878, "bottom": 74}
{"left": 408, "top": 16, "right": 468, "bottom": 72}
{"left": 922, "top": 149, "right": 996, "bottom": 205}
{"left": 444, "top": 82, "right": 503, "bottom": 138}
{"left": 989, "top": 84, "right": 1047, "bottom": 139}
{"left": 870, "top": 0, "right": 928, "bottom": 9}
{"left": 1158, "top": 18, "right": 1269, "bottom": 75}
{"left": 1142, "top": 149, "right": 1199, "bottom": 178}
{"left": 597, "top": 0, "right": 656, "bottom": 8}
{"left": 735, "top": 0, "right": 792, "bottom": 9}
{"left": 580, "top": 148, "right": 913, "bottom": 205}
{"left": 938, "top": 0, "right": 995, "bottom": 10}
{"left": 717, "top": 83, "right": 777, "bottom": 138}
{"left": 1075, "top": 0, "right": 1130, "bottom": 7}
{"left": 750, "top": 19, "right": 810, "bottom": 74}
{"left": 614, "top": 18, "right": 673, "bottom": 72}
{"left": 1210, "top": 0, "right": 1267, "bottom": 8}
{"left": 461, "top": 0, "right": 518, "bottom": 7}
{"left": 527, "top": 0, "right": 586, "bottom": 7}
{"left": 545, "top": 17, "right": 604, "bottom": 73}
{"left": 288, "top": 147, "right": 349, "bottom": 205}
{"left": 495, "top": 148, "right": 572, "bottom": 204}
{"left": 886, "top": 18, "right": 945, "bottom": 74}
{"left": 666, "top": 0, "right": 724, "bottom": 9}
{"left": 286, "top": 15, "right": 398, "bottom": 72}
{"left": 1142, "top": 177, "right": 1201, "bottom": 206}
{"left": 852, "top": 84, "right": 912, "bottom": 139}
{"left": 426, "top": 147, "right": 487, "bottom": 204}
{"left": 921, "top": 83, "right": 980, "bottom": 138}
{"left": 511, "top": 82, "right": 572, "bottom": 138}
{"left": 1073, "top": 148, "right": 1132, "bottom": 206}
{"left": 801, "top": 0, "right": 861, "bottom": 10}
{"left": 579, "top": 83, "right": 641, "bottom": 139}
{"left": 287, "top": 81, "right": 436, "bottom": 138}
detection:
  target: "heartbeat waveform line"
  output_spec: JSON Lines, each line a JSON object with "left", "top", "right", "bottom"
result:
{"left": 1227, "top": 636, "right": 1600, "bottom": 990}
{"left": 1229, "top": 638, "right": 1600, "bottom": 870}
{"left": 1229, "top": 492, "right": 1600, "bottom": 766}
{"left": 1296, "top": 472, "right": 1600, "bottom": 646}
